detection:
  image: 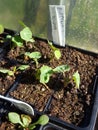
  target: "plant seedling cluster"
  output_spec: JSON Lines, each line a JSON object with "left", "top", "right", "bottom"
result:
{"left": 0, "top": 24, "right": 81, "bottom": 130}
{"left": 48, "top": 41, "right": 61, "bottom": 60}
{"left": 0, "top": 24, "right": 81, "bottom": 89}
{"left": 36, "top": 65, "right": 80, "bottom": 89}
{"left": 8, "top": 112, "right": 49, "bottom": 130}
{"left": 6, "top": 26, "right": 35, "bottom": 48}
{"left": 24, "top": 51, "right": 42, "bottom": 68}
{"left": 0, "top": 65, "right": 29, "bottom": 76}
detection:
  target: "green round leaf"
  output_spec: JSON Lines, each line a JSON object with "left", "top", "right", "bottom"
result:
{"left": 18, "top": 65, "right": 29, "bottom": 71}
{"left": 54, "top": 49, "right": 61, "bottom": 60}
{"left": 53, "top": 65, "right": 70, "bottom": 73}
{"left": 0, "top": 68, "right": 14, "bottom": 76}
{"left": 37, "top": 115, "right": 49, "bottom": 125}
{"left": 21, "top": 114, "right": 32, "bottom": 127}
{"left": 8, "top": 70, "right": 14, "bottom": 76}
{"left": 20, "top": 27, "right": 32, "bottom": 41}
{"left": 8, "top": 112, "right": 23, "bottom": 126}
{"left": 0, "top": 69, "right": 10, "bottom": 74}
{"left": 40, "top": 65, "right": 53, "bottom": 84}
{"left": 25, "top": 51, "right": 41, "bottom": 60}
{"left": 30, "top": 52, "right": 41, "bottom": 59}
{"left": 12, "top": 35, "right": 23, "bottom": 47}
{"left": 73, "top": 71, "right": 80, "bottom": 89}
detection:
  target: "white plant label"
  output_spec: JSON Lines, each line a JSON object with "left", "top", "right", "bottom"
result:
{"left": 49, "top": 5, "right": 65, "bottom": 46}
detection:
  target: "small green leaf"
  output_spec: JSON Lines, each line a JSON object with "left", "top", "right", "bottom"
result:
{"left": 0, "top": 24, "right": 4, "bottom": 34}
{"left": 25, "top": 52, "right": 41, "bottom": 60}
{"left": 0, "top": 68, "right": 14, "bottom": 76}
{"left": 40, "top": 65, "right": 53, "bottom": 84}
{"left": 36, "top": 115, "right": 49, "bottom": 125}
{"left": 21, "top": 114, "right": 32, "bottom": 127}
{"left": 54, "top": 49, "right": 61, "bottom": 60}
{"left": 12, "top": 35, "right": 23, "bottom": 47}
{"left": 17, "top": 65, "right": 29, "bottom": 71}
{"left": 8, "top": 112, "right": 24, "bottom": 126}
{"left": 25, "top": 52, "right": 41, "bottom": 68}
{"left": 25, "top": 52, "right": 31, "bottom": 57}
{"left": 29, "top": 115, "right": 49, "bottom": 129}
{"left": 6, "top": 35, "right": 12, "bottom": 39}
{"left": 0, "top": 69, "right": 10, "bottom": 74}
{"left": 20, "top": 27, "right": 34, "bottom": 42}
{"left": 73, "top": 71, "right": 80, "bottom": 89}
{"left": 53, "top": 65, "right": 70, "bottom": 73}
{"left": 8, "top": 70, "right": 14, "bottom": 76}
{"left": 48, "top": 41, "right": 61, "bottom": 60}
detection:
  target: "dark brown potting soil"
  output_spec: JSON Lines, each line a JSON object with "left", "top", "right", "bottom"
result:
{"left": 8, "top": 39, "right": 98, "bottom": 126}
{"left": 0, "top": 59, "right": 16, "bottom": 95}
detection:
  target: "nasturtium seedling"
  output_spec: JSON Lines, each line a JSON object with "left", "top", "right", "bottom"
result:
{"left": 8, "top": 112, "right": 24, "bottom": 127}
{"left": 73, "top": 71, "right": 80, "bottom": 89}
{"left": 39, "top": 65, "right": 53, "bottom": 84}
{"left": 25, "top": 51, "right": 42, "bottom": 68}
{"left": 0, "top": 24, "right": 4, "bottom": 34}
{"left": 0, "top": 65, "right": 29, "bottom": 76}
{"left": 6, "top": 25, "right": 35, "bottom": 48}
{"left": 36, "top": 114, "right": 49, "bottom": 125}
{"left": 25, "top": 52, "right": 41, "bottom": 59}
{"left": 8, "top": 112, "right": 49, "bottom": 130}
{"left": 20, "top": 27, "right": 35, "bottom": 42}
{"left": 54, "top": 49, "right": 61, "bottom": 60}
{"left": 48, "top": 41, "right": 61, "bottom": 60}
{"left": 29, "top": 115, "right": 49, "bottom": 129}
{"left": 12, "top": 35, "right": 23, "bottom": 47}
{"left": 21, "top": 114, "right": 32, "bottom": 127}
{"left": 0, "top": 68, "right": 14, "bottom": 76}
{"left": 37, "top": 65, "right": 70, "bottom": 85}
{"left": 17, "top": 65, "right": 30, "bottom": 71}
{"left": 53, "top": 65, "right": 70, "bottom": 73}
{"left": 6, "top": 34, "right": 23, "bottom": 48}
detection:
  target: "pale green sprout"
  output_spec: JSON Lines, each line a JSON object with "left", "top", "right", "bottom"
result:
{"left": 17, "top": 65, "right": 30, "bottom": 71}
{"left": 37, "top": 65, "right": 70, "bottom": 84}
{"left": 8, "top": 112, "right": 25, "bottom": 127}
{"left": 73, "top": 71, "right": 80, "bottom": 89}
{"left": 25, "top": 51, "right": 42, "bottom": 68}
{"left": 39, "top": 65, "right": 53, "bottom": 84}
{"left": 8, "top": 112, "right": 49, "bottom": 130}
{"left": 0, "top": 68, "right": 14, "bottom": 76}
{"left": 6, "top": 26, "right": 35, "bottom": 48}
{"left": 12, "top": 35, "right": 23, "bottom": 47}
{"left": 29, "top": 115, "right": 49, "bottom": 129}
{"left": 6, "top": 34, "right": 23, "bottom": 48}
{"left": 0, "top": 65, "right": 29, "bottom": 76}
{"left": 48, "top": 41, "right": 61, "bottom": 60}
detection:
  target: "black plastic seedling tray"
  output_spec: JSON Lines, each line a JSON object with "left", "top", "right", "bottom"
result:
{"left": 41, "top": 77, "right": 98, "bottom": 130}
{"left": 0, "top": 29, "right": 98, "bottom": 130}
{"left": 0, "top": 71, "right": 97, "bottom": 130}
{"left": 0, "top": 76, "right": 98, "bottom": 130}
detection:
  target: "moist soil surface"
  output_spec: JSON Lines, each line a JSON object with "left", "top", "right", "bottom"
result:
{"left": 0, "top": 58, "right": 16, "bottom": 95}
{"left": 0, "top": 37, "right": 98, "bottom": 129}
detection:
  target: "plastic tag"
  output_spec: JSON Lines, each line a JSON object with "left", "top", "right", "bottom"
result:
{"left": 49, "top": 5, "right": 65, "bottom": 46}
